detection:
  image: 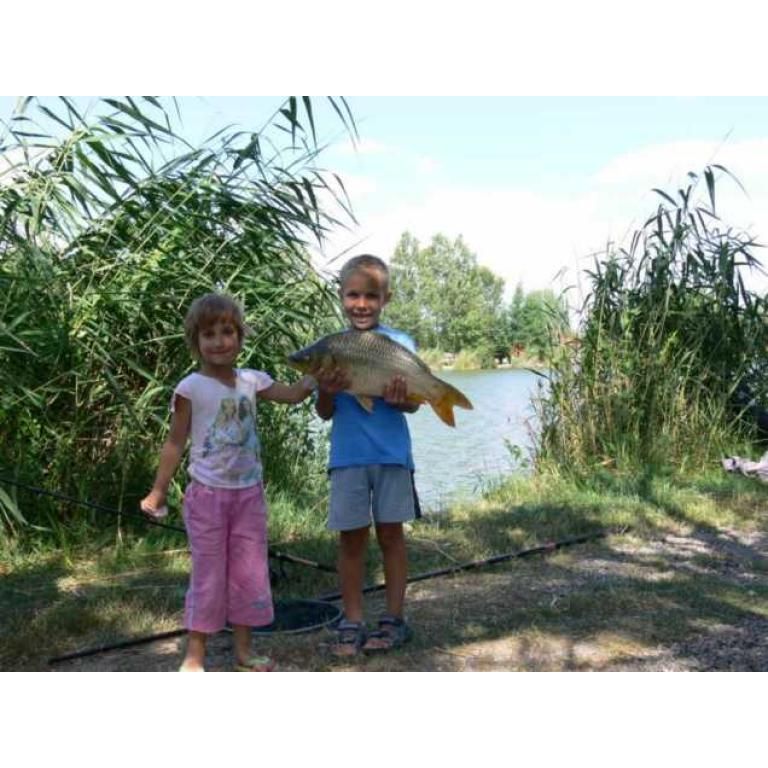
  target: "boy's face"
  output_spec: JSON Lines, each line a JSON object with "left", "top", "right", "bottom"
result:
{"left": 340, "top": 267, "right": 391, "bottom": 330}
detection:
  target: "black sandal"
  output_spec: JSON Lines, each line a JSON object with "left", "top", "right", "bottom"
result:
{"left": 362, "top": 615, "right": 413, "bottom": 653}
{"left": 328, "top": 619, "right": 367, "bottom": 658}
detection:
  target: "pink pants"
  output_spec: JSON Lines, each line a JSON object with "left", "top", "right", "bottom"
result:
{"left": 182, "top": 481, "right": 274, "bottom": 633}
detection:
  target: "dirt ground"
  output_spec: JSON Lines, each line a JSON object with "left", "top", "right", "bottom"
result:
{"left": 51, "top": 526, "right": 768, "bottom": 672}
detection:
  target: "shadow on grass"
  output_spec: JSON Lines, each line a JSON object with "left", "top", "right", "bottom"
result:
{"left": 345, "top": 535, "right": 768, "bottom": 671}
{"left": 0, "top": 544, "right": 187, "bottom": 671}
{"left": 4, "top": 469, "right": 768, "bottom": 671}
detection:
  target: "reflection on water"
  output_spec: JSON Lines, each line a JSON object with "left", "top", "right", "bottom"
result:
{"left": 408, "top": 369, "right": 544, "bottom": 511}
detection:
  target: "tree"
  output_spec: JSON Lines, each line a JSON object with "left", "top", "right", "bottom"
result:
{"left": 386, "top": 232, "right": 504, "bottom": 353}
{"left": 516, "top": 290, "right": 570, "bottom": 358}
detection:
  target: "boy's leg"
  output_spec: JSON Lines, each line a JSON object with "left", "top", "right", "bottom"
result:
{"left": 374, "top": 522, "right": 407, "bottom": 618}
{"left": 328, "top": 467, "right": 374, "bottom": 623}
{"left": 338, "top": 526, "right": 370, "bottom": 622}
{"left": 363, "top": 522, "right": 413, "bottom": 651}
{"left": 363, "top": 467, "right": 415, "bottom": 652}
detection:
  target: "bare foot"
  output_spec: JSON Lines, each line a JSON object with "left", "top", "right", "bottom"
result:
{"left": 178, "top": 660, "right": 205, "bottom": 672}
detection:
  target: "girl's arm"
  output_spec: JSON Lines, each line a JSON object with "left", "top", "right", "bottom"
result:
{"left": 314, "top": 367, "right": 350, "bottom": 420}
{"left": 140, "top": 395, "right": 192, "bottom": 515}
{"left": 258, "top": 375, "right": 316, "bottom": 404}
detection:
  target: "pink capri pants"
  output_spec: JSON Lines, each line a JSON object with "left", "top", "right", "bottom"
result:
{"left": 182, "top": 481, "right": 274, "bottom": 633}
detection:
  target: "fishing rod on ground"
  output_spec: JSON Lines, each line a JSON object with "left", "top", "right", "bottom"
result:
{"left": 46, "top": 526, "right": 623, "bottom": 665}
{"left": 0, "top": 476, "right": 337, "bottom": 574}
{"left": 316, "top": 529, "right": 616, "bottom": 601}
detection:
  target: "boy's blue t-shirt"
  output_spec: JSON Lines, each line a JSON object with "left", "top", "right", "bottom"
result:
{"left": 328, "top": 324, "right": 416, "bottom": 471}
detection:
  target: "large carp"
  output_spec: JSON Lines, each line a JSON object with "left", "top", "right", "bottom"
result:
{"left": 287, "top": 330, "right": 473, "bottom": 427}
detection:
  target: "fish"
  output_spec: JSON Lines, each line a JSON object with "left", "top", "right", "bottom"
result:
{"left": 287, "top": 330, "right": 473, "bottom": 427}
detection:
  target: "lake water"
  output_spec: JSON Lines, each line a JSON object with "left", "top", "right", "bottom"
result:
{"left": 408, "top": 369, "right": 544, "bottom": 511}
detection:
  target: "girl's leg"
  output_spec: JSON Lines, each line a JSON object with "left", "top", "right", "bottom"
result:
{"left": 227, "top": 484, "right": 274, "bottom": 629}
{"left": 183, "top": 483, "right": 228, "bottom": 648}
{"left": 180, "top": 631, "right": 207, "bottom": 672}
{"left": 231, "top": 624, "right": 252, "bottom": 666}
{"left": 230, "top": 624, "right": 273, "bottom": 670}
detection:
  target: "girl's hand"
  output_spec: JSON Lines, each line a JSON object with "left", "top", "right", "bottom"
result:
{"left": 141, "top": 489, "right": 168, "bottom": 519}
{"left": 300, "top": 375, "right": 317, "bottom": 395}
{"left": 315, "top": 366, "right": 351, "bottom": 395}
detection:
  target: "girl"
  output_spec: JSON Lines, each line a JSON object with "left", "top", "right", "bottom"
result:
{"left": 140, "top": 292, "right": 316, "bottom": 672}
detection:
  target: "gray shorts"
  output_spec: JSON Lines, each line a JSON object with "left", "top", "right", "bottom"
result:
{"left": 328, "top": 465, "right": 416, "bottom": 531}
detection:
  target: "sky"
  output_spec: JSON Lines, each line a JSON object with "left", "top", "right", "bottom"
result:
{"left": 309, "top": 96, "right": 768, "bottom": 301}
{"left": 3, "top": 95, "right": 768, "bottom": 306}
{"left": 144, "top": 96, "right": 768, "bottom": 302}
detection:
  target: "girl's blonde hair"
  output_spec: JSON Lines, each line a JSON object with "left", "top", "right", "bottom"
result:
{"left": 184, "top": 293, "right": 248, "bottom": 356}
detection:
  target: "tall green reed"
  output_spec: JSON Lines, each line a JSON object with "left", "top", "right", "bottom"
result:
{"left": 0, "top": 97, "right": 355, "bottom": 541}
{"left": 536, "top": 166, "right": 768, "bottom": 478}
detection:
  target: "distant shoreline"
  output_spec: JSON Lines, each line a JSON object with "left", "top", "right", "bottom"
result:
{"left": 433, "top": 360, "right": 548, "bottom": 373}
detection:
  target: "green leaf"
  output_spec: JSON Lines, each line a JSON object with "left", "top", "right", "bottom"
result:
{"left": 0, "top": 485, "right": 27, "bottom": 525}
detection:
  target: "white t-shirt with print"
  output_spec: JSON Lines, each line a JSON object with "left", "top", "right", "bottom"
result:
{"left": 172, "top": 369, "right": 273, "bottom": 489}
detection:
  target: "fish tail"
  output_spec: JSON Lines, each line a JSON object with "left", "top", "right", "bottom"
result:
{"left": 430, "top": 383, "right": 473, "bottom": 427}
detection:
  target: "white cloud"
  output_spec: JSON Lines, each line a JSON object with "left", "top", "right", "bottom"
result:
{"left": 313, "top": 138, "right": 768, "bottom": 303}
{"left": 330, "top": 172, "right": 378, "bottom": 205}
{"left": 335, "top": 138, "right": 391, "bottom": 156}
{"left": 415, "top": 155, "right": 440, "bottom": 174}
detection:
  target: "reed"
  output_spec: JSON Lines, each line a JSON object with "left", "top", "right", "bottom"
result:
{"left": 0, "top": 97, "right": 356, "bottom": 541}
{"left": 535, "top": 166, "right": 768, "bottom": 477}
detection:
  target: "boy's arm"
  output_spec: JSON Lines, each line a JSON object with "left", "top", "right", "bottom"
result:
{"left": 140, "top": 395, "right": 191, "bottom": 514}
{"left": 258, "top": 376, "right": 316, "bottom": 404}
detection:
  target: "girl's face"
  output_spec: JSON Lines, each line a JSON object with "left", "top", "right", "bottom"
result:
{"left": 198, "top": 317, "right": 241, "bottom": 370}
{"left": 340, "top": 268, "right": 391, "bottom": 330}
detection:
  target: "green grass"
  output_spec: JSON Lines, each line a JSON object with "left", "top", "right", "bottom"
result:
{"left": 3, "top": 468, "right": 767, "bottom": 670}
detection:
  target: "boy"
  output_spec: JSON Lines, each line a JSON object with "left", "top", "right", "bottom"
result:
{"left": 315, "top": 254, "right": 419, "bottom": 656}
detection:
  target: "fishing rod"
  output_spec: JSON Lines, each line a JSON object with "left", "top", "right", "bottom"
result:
{"left": 48, "top": 599, "right": 344, "bottom": 665}
{"left": 316, "top": 529, "right": 613, "bottom": 602}
{"left": 47, "top": 527, "right": 619, "bottom": 665}
{"left": 0, "top": 476, "right": 337, "bottom": 573}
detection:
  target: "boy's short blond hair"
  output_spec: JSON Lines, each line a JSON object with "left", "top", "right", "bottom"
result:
{"left": 339, "top": 254, "right": 390, "bottom": 290}
{"left": 184, "top": 293, "right": 247, "bottom": 356}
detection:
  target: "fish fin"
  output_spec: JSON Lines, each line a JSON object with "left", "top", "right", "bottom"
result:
{"left": 430, "top": 383, "right": 474, "bottom": 427}
{"left": 446, "top": 381, "right": 473, "bottom": 411}
{"left": 354, "top": 395, "right": 375, "bottom": 413}
{"left": 430, "top": 398, "right": 456, "bottom": 427}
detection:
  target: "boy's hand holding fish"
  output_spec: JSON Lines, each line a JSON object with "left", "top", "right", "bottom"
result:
{"left": 382, "top": 375, "right": 417, "bottom": 411}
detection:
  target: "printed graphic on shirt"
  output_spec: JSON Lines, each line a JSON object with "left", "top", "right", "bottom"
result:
{"left": 202, "top": 395, "right": 261, "bottom": 484}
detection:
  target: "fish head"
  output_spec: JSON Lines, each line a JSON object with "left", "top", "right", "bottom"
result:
{"left": 287, "top": 339, "right": 333, "bottom": 374}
